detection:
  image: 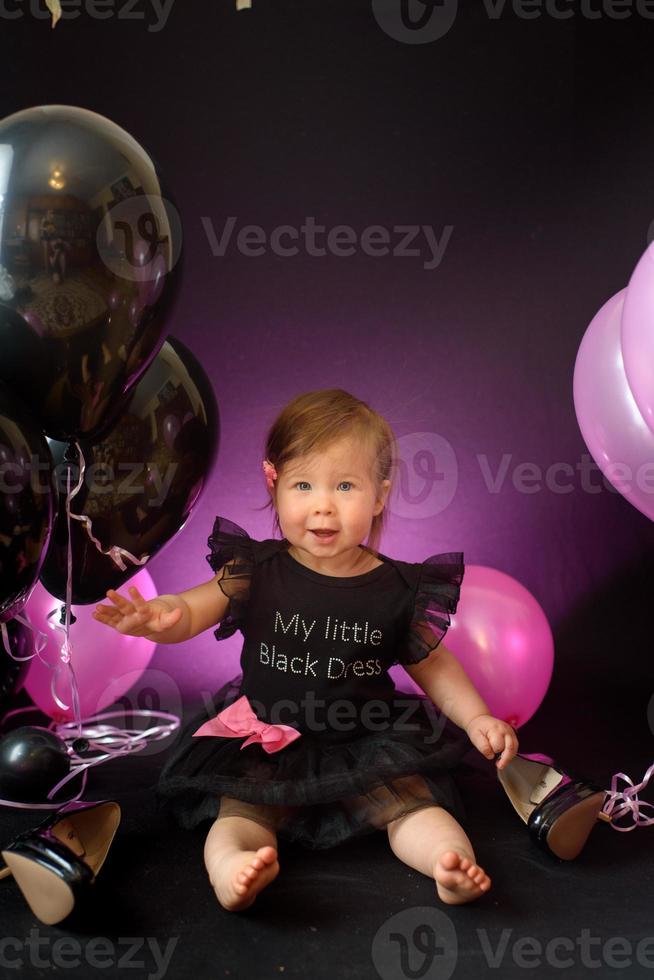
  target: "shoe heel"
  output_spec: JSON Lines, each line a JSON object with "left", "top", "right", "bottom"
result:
{"left": 498, "top": 753, "right": 606, "bottom": 861}
{"left": 1, "top": 851, "right": 76, "bottom": 925}
{"left": 538, "top": 790, "right": 607, "bottom": 860}
{"left": 0, "top": 800, "right": 121, "bottom": 925}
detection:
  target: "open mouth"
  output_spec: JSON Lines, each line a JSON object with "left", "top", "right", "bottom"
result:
{"left": 310, "top": 530, "right": 338, "bottom": 540}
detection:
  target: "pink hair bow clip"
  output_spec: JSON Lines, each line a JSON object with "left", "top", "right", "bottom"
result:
{"left": 192, "top": 695, "right": 301, "bottom": 754}
{"left": 262, "top": 458, "right": 277, "bottom": 491}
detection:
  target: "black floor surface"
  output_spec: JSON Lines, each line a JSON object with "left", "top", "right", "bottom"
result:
{"left": 0, "top": 682, "right": 651, "bottom": 980}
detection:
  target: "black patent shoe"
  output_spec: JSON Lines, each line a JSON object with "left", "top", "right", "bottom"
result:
{"left": 498, "top": 753, "right": 609, "bottom": 860}
{"left": 0, "top": 799, "right": 121, "bottom": 924}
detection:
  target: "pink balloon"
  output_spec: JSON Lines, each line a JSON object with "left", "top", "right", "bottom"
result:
{"left": 622, "top": 241, "right": 654, "bottom": 434}
{"left": 396, "top": 565, "right": 554, "bottom": 728}
{"left": 574, "top": 288, "right": 654, "bottom": 521}
{"left": 23, "top": 569, "right": 157, "bottom": 723}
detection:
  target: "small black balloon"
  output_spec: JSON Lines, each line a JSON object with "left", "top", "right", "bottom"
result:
{"left": 0, "top": 725, "right": 70, "bottom": 803}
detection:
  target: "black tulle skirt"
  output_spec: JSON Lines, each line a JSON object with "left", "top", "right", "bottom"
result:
{"left": 155, "top": 674, "right": 472, "bottom": 850}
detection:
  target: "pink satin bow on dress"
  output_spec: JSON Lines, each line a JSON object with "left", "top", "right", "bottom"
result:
{"left": 192, "top": 695, "right": 301, "bottom": 754}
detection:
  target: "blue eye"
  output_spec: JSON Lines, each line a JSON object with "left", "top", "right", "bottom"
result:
{"left": 293, "top": 481, "right": 353, "bottom": 492}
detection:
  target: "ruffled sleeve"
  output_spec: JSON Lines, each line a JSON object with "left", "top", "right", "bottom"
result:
{"left": 206, "top": 516, "right": 255, "bottom": 641}
{"left": 394, "top": 552, "right": 464, "bottom": 666}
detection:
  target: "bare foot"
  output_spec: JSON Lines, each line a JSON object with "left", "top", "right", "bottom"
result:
{"left": 211, "top": 845, "right": 279, "bottom": 912}
{"left": 433, "top": 849, "right": 491, "bottom": 905}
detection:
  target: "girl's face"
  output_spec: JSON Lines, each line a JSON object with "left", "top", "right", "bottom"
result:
{"left": 274, "top": 436, "right": 390, "bottom": 568}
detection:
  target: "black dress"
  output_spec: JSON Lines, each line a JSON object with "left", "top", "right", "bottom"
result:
{"left": 155, "top": 517, "right": 471, "bottom": 850}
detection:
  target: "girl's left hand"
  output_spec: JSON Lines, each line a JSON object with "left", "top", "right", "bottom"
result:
{"left": 465, "top": 713, "right": 518, "bottom": 769}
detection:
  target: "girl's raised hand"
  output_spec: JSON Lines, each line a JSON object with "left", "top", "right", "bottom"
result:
{"left": 92, "top": 586, "right": 183, "bottom": 637}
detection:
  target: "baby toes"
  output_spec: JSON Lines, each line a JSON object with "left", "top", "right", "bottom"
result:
{"left": 434, "top": 850, "right": 491, "bottom": 905}
{"left": 213, "top": 845, "right": 280, "bottom": 911}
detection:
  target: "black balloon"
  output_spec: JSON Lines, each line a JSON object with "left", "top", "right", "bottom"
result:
{"left": 40, "top": 336, "right": 219, "bottom": 604}
{"left": 0, "top": 385, "right": 56, "bottom": 622}
{"left": 0, "top": 619, "right": 32, "bottom": 715}
{"left": 0, "top": 105, "right": 182, "bottom": 442}
{"left": 0, "top": 725, "right": 70, "bottom": 803}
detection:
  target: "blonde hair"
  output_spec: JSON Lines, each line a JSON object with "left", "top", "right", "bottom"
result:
{"left": 254, "top": 388, "right": 397, "bottom": 556}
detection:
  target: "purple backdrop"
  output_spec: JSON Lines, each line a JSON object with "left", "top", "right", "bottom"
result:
{"left": 2, "top": 3, "right": 654, "bottom": 737}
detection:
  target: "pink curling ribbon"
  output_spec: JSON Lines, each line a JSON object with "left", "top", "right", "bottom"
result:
{"left": 1, "top": 442, "right": 97, "bottom": 730}
{"left": 601, "top": 762, "right": 654, "bottom": 831}
{"left": 0, "top": 704, "right": 180, "bottom": 810}
{"left": 193, "top": 695, "right": 301, "bottom": 754}
{"left": 0, "top": 439, "right": 181, "bottom": 809}
{"left": 0, "top": 608, "right": 74, "bottom": 714}
{"left": 56, "top": 443, "right": 82, "bottom": 732}
{"left": 0, "top": 611, "right": 48, "bottom": 665}
{"left": 0, "top": 451, "right": 83, "bottom": 722}
{"left": 3, "top": 440, "right": 150, "bottom": 719}
{"left": 68, "top": 440, "right": 150, "bottom": 572}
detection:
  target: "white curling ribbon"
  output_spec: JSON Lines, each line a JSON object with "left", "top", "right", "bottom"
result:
{"left": 45, "top": 708, "right": 180, "bottom": 800}
{"left": 0, "top": 607, "right": 77, "bottom": 715}
{"left": 1, "top": 611, "right": 48, "bottom": 663}
{"left": 602, "top": 762, "right": 654, "bottom": 831}
{"left": 68, "top": 440, "right": 150, "bottom": 571}
{"left": 0, "top": 706, "right": 180, "bottom": 810}
{"left": 44, "top": 606, "right": 81, "bottom": 713}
